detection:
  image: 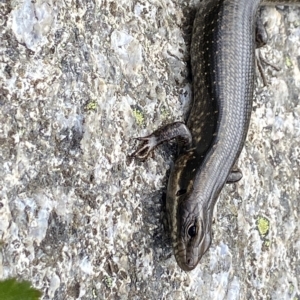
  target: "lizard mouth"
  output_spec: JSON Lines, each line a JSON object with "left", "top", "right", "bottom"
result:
{"left": 173, "top": 241, "right": 200, "bottom": 271}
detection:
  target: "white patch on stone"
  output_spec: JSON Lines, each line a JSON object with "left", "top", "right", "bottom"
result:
{"left": 80, "top": 256, "right": 94, "bottom": 275}
{"left": 48, "top": 273, "right": 61, "bottom": 298}
{"left": 11, "top": 0, "right": 54, "bottom": 51}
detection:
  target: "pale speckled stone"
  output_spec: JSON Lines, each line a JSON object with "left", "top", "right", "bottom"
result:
{"left": 11, "top": 0, "right": 55, "bottom": 51}
{"left": 0, "top": 0, "right": 300, "bottom": 299}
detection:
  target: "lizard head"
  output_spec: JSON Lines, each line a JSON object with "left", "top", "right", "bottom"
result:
{"left": 175, "top": 198, "right": 213, "bottom": 271}
{"left": 166, "top": 151, "right": 213, "bottom": 271}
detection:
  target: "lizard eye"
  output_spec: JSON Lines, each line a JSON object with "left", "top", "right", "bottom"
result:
{"left": 176, "top": 189, "right": 186, "bottom": 196}
{"left": 188, "top": 225, "right": 197, "bottom": 237}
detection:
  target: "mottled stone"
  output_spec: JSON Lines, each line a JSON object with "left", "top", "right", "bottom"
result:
{"left": 0, "top": 0, "right": 299, "bottom": 299}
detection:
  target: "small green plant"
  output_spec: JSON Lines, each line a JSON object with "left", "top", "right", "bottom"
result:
{"left": 285, "top": 55, "right": 293, "bottom": 68}
{"left": 257, "top": 216, "right": 270, "bottom": 237}
{"left": 103, "top": 275, "right": 113, "bottom": 288}
{"left": 86, "top": 100, "right": 97, "bottom": 111}
{"left": 263, "top": 239, "right": 270, "bottom": 247}
{"left": 132, "top": 108, "right": 145, "bottom": 126}
{"left": 0, "top": 278, "right": 42, "bottom": 300}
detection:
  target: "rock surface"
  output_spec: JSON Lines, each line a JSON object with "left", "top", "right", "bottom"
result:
{"left": 0, "top": 1, "right": 299, "bottom": 299}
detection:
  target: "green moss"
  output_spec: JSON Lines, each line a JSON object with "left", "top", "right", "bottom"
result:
{"left": 257, "top": 216, "right": 270, "bottom": 237}
{"left": 104, "top": 276, "right": 113, "bottom": 288}
{"left": 289, "top": 283, "right": 294, "bottom": 295}
{"left": 86, "top": 100, "right": 97, "bottom": 111}
{"left": 294, "top": 19, "right": 300, "bottom": 27}
{"left": 132, "top": 108, "right": 145, "bottom": 127}
{"left": 285, "top": 56, "right": 293, "bottom": 68}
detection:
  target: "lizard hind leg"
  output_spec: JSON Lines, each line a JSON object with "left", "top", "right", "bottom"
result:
{"left": 226, "top": 160, "right": 243, "bottom": 183}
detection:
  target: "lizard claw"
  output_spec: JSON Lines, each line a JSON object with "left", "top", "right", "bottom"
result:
{"left": 130, "top": 136, "right": 157, "bottom": 160}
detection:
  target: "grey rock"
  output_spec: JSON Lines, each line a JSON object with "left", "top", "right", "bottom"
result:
{"left": 0, "top": 1, "right": 299, "bottom": 299}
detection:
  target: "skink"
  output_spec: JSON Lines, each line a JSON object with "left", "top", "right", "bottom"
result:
{"left": 131, "top": 0, "right": 300, "bottom": 271}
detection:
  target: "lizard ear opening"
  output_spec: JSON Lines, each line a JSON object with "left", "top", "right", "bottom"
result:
{"left": 176, "top": 189, "right": 187, "bottom": 196}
